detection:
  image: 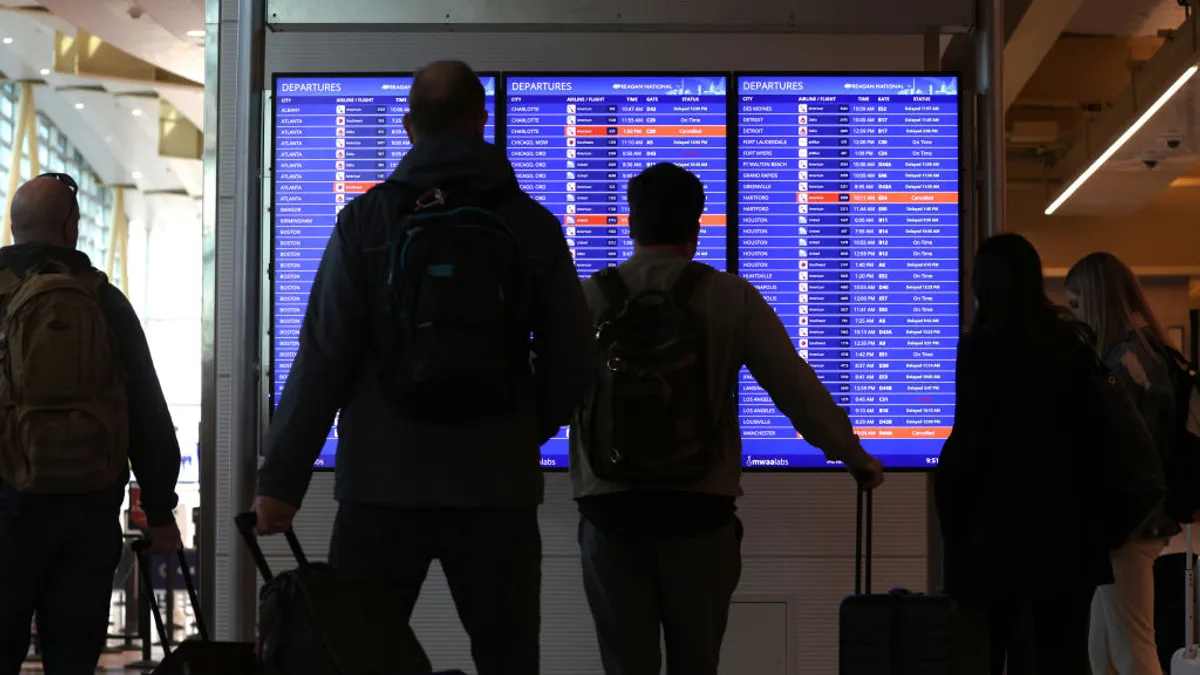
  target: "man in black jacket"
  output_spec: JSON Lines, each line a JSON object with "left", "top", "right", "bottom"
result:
{"left": 0, "top": 174, "right": 182, "bottom": 675}
{"left": 254, "top": 61, "right": 594, "bottom": 673}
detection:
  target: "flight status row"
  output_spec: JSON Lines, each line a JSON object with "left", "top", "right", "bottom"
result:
{"left": 269, "top": 72, "right": 961, "bottom": 471}
{"left": 272, "top": 75, "right": 497, "bottom": 467}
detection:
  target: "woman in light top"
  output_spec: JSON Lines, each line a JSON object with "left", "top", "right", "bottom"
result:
{"left": 1066, "top": 252, "right": 1179, "bottom": 675}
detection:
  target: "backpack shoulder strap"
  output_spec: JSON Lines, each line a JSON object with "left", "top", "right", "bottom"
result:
{"left": 592, "top": 267, "right": 629, "bottom": 316}
{"left": 0, "top": 268, "right": 21, "bottom": 298}
{"left": 671, "top": 262, "right": 712, "bottom": 307}
{"left": 75, "top": 267, "right": 109, "bottom": 296}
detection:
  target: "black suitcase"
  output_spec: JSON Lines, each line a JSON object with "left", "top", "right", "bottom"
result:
{"left": 234, "top": 512, "right": 435, "bottom": 675}
{"left": 131, "top": 539, "right": 257, "bottom": 674}
{"left": 838, "top": 488, "right": 961, "bottom": 675}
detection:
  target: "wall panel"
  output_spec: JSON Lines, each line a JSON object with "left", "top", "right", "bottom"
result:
{"left": 259, "top": 30, "right": 932, "bottom": 674}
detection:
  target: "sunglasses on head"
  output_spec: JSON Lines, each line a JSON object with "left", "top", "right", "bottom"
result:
{"left": 37, "top": 172, "right": 78, "bottom": 196}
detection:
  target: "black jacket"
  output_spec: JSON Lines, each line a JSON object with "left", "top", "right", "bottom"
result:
{"left": 935, "top": 324, "right": 1113, "bottom": 601}
{"left": 259, "top": 135, "right": 594, "bottom": 509}
{"left": 0, "top": 244, "right": 180, "bottom": 525}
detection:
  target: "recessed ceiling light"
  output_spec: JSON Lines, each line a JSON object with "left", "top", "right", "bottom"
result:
{"left": 131, "top": 108, "right": 143, "bottom": 117}
{"left": 74, "top": 102, "right": 84, "bottom": 110}
{"left": 39, "top": 68, "right": 49, "bottom": 76}
{"left": 2, "top": 38, "right": 12, "bottom": 45}
{"left": 104, "top": 136, "right": 112, "bottom": 142}
{"left": 131, "top": 171, "right": 143, "bottom": 180}
{"left": 186, "top": 29, "right": 205, "bottom": 38}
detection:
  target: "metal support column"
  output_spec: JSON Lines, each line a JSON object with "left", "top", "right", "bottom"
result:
{"left": 200, "top": 0, "right": 265, "bottom": 642}
{"left": 976, "top": 0, "right": 1006, "bottom": 237}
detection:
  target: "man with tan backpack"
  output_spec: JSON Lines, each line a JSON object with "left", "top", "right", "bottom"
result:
{"left": 0, "top": 174, "right": 183, "bottom": 675}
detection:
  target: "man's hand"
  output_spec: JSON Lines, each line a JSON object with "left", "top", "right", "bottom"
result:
{"left": 144, "top": 522, "right": 184, "bottom": 554}
{"left": 253, "top": 495, "right": 298, "bottom": 535}
{"left": 850, "top": 456, "right": 886, "bottom": 490}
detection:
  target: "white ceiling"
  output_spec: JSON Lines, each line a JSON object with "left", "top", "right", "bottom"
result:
{"left": 0, "top": 4, "right": 202, "bottom": 199}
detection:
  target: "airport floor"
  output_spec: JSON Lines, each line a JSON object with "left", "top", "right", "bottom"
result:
{"left": 19, "top": 644, "right": 165, "bottom": 673}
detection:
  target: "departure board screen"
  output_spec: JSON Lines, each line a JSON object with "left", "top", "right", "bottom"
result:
{"left": 504, "top": 73, "right": 730, "bottom": 468}
{"left": 271, "top": 74, "right": 497, "bottom": 468}
{"left": 735, "top": 74, "right": 960, "bottom": 470}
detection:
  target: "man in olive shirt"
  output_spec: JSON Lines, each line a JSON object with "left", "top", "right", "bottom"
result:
{"left": 570, "top": 163, "right": 884, "bottom": 675}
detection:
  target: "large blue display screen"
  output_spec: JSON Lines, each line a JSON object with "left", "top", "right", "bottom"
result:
{"left": 503, "top": 74, "right": 729, "bottom": 467}
{"left": 735, "top": 74, "right": 960, "bottom": 469}
{"left": 271, "top": 74, "right": 497, "bottom": 468}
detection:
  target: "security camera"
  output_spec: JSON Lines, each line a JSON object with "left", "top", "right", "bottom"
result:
{"left": 1143, "top": 158, "right": 1159, "bottom": 169}
{"left": 1165, "top": 138, "right": 1182, "bottom": 150}
{"left": 128, "top": 5, "right": 144, "bottom": 19}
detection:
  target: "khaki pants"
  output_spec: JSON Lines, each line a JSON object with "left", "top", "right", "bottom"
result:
{"left": 1089, "top": 538, "right": 1168, "bottom": 675}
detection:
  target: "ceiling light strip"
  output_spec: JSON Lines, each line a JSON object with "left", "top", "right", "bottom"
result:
{"left": 1044, "top": 64, "right": 1200, "bottom": 215}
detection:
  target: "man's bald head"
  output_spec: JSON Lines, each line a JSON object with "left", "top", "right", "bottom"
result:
{"left": 404, "top": 60, "right": 488, "bottom": 141}
{"left": 10, "top": 176, "right": 79, "bottom": 248}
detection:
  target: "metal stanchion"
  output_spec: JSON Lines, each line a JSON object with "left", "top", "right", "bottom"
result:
{"left": 164, "top": 556, "right": 176, "bottom": 649}
{"left": 123, "top": 547, "right": 158, "bottom": 671}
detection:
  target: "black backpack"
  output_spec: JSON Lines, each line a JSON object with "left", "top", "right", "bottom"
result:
{"left": 579, "top": 262, "right": 715, "bottom": 487}
{"left": 1156, "top": 345, "right": 1200, "bottom": 523}
{"left": 380, "top": 185, "right": 530, "bottom": 422}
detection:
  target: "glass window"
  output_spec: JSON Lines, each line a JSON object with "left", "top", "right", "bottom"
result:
{"left": 0, "top": 119, "right": 12, "bottom": 144}
{"left": 37, "top": 144, "right": 47, "bottom": 169}
{"left": 0, "top": 97, "right": 11, "bottom": 119}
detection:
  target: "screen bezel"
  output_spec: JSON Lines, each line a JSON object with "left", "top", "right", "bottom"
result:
{"left": 264, "top": 71, "right": 501, "bottom": 471}
{"left": 732, "top": 70, "right": 964, "bottom": 473}
{"left": 502, "top": 71, "right": 734, "bottom": 472}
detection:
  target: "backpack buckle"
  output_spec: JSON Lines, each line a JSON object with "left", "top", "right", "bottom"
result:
{"left": 415, "top": 188, "right": 446, "bottom": 211}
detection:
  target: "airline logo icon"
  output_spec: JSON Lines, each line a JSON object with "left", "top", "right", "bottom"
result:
{"left": 566, "top": 127, "right": 577, "bottom": 136}
{"left": 336, "top": 105, "right": 346, "bottom": 114}
{"left": 798, "top": 193, "right": 809, "bottom": 203}
{"left": 335, "top": 193, "right": 345, "bottom": 203}
{"left": 567, "top": 116, "right": 577, "bottom": 125}
{"left": 798, "top": 116, "right": 808, "bottom": 124}
{"left": 799, "top": 327, "right": 809, "bottom": 337}
{"left": 798, "top": 104, "right": 808, "bottom": 113}
{"left": 336, "top": 139, "right": 345, "bottom": 148}
{"left": 799, "top": 171, "right": 808, "bottom": 180}
{"left": 799, "top": 350, "right": 809, "bottom": 360}
{"left": 567, "top": 149, "right": 576, "bottom": 158}
{"left": 798, "top": 149, "right": 808, "bottom": 158}
{"left": 335, "top": 161, "right": 345, "bottom": 170}
{"left": 567, "top": 138, "right": 577, "bottom": 147}
{"left": 336, "top": 128, "right": 345, "bottom": 137}
{"left": 335, "top": 172, "right": 345, "bottom": 181}
{"left": 799, "top": 283, "right": 809, "bottom": 292}
{"left": 336, "top": 117, "right": 346, "bottom": 126}
{"left": 567, "top": 204, "right": 576, "bottom": 214}
{"left": 336, "top": 150, "right": 345, "bottom": 159}
{"left": 799, "top": 127, "right": 808, "bottom": 136}
{"left": 567, "top": 104, "right": 577, "bottom": 114}
{"left": 799, "top": 205, "right": 809, "bottom": 214}
{"left": 798, "top": 183, "right": 809, "bottom": 192}
{"left": 799, "top": 271, "right": 809, "bottom": 281}
{"left": 798, "top": 137, "right": 808, "bottom": 147}
{"left": 799, "top": 160, "right": 808, "bottom": 169}
{"left": 334, "top": 183, "right": 345, "bottom": 193}
{"left": 567, "top": 183, "right": 576, "bottom": 192}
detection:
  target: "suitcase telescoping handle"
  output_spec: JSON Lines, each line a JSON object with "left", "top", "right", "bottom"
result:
{"left": 855, "top": 487, "right": 874, "bottom": 595}
{"left": 130, "top": 539, "right": 210, "bottom": 653}
{"left": 234, "top": 511, "right": 308, "bottom": 583}
{"left": 1187, "top": 524, "right": 1197, "bottom": 658}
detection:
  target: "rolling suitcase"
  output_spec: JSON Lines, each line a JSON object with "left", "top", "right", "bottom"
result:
{"left": 838, "top": 488, "right": 960, "bottom": 675}
{"left": 1171, "top": 525, "right": 1200, "bottom": 673}
{"left": 131, "top": 539, "right": 257, "bottom": 674}
{"left": 234, "top": 512, "right": 435, "bottom": 675}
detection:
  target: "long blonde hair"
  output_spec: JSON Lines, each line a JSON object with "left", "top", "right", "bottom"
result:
{"left": 1064, "top": 252, "right": 1168, "bottom": 357}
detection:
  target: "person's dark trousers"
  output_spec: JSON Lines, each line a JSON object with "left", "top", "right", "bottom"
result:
{"left": 956, "top": 588, "right": 1094, "bottom": 675}
{"left": 578, "top": 515, "right": 743, "bottom": 675}
{"left": 0, "top": 484, "right": 124, "bottom": 675}
{"left": 328, "top": 503, "right": 541, "bottom": 675}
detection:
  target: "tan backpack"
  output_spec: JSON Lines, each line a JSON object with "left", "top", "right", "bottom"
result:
{"left": 0, "top": 260, "right": 129, "bottom": 493}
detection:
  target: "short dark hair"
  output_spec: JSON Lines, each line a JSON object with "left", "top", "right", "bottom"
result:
{"left": 407, "top": 60, "right": 486, "bottom": 137}
{"left": 627, "top": 163, "right": 706, "bottom": 246}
